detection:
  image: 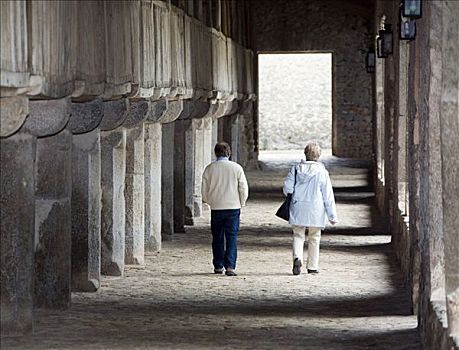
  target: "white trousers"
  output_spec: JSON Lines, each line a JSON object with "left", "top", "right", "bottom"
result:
{"left": 292, "top": 225, "right": 321, "bottom": 270}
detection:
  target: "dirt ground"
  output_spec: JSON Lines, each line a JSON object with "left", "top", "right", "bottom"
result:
{"left": 2, "top": 152, "right": 419, "bottom": 350}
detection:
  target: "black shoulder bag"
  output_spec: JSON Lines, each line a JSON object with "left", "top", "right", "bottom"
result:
{"left": 275, "top": 167, "right": 297, "bottom": 221}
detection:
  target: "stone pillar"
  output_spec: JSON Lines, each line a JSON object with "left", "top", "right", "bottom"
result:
{"left": 230, "top": 114, "right": 241, "bottom": 163}
{"left": 212, "top": 118, "right": 219, "bottom": 157}
{"left": 184, "top": 118, "right": 195, "bottom": 225}
{"left": 22, "top": 99, "right": 72, "bottom": 310}
{"left": 203, "top": 117, "right": 213, "bottom": 167}
{"left": 123, "top": 100, "right": 150, "bottom": 265}
{"left": 71, "top": 130, "right": 101, "bottom": 291}
{"left": 174, "top": 118, "right": 188, "bottom": 232}
{"left": 440, "top": 0, "right": 459, "bottom": 336}
{"left": 124, "top": 124, "right": 145, "bottom": 265}
{"left": 182, "top": 101, "right": 210, "bottom": 225}
{"left": 1, "top": 123, "right": 35, "bottom": 336}
{"left": 202, "top": 117, "right": 213, "bottom": 212}
{"left": 144, "top": 100, "right": 167, "bottom": 251}
{"left": 162, "top": 122, "right": 175, "bottom": 239}
{"left": 158, "top": 100, "right": 183, "bottom": 239}
{"left": 67, "top": 99, "right": 104, "bottom": 292}
{"left": 100, "top": 99, "right": 128, "bottom": 276}
{"left": 33, "top": 130, "right": 72, "bottom": 309}
{"left": 193, "top": 119, "right": 204, "bottom": 217}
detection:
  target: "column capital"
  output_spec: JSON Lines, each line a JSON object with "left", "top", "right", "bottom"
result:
{"left": 23, "top": 98, "right": 70, "bottom": 137}
{"left": 122, "top": 100, "right": 150, "bottom": 128}
{"left": 68, "top": 99, "right": 104, "bottom": 134}
{"left": 101, "top": 99, "right": 128, "bottom": 131}
{"left": 146, "top": 100, "right": 168, "bottom": 123}
{"left": 0, "top": 96, "right": 29, "bottom": 138}
{"left": 158, "top": 100, "right": 184, "bottom": 124}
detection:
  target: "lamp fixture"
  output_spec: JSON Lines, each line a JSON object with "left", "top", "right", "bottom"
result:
{"left": 402, "top": 0, "right": 422, "bottom": 19}
{"left": 400, "top": 8, "right": 416, "bottom": 40}
{"left": 376, "top": 23, "right": 393, "bottom": 58}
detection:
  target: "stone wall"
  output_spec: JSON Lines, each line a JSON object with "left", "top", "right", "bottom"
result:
{"left": 252, "top": 0, "right": 374, "bottom": 159}
{"left": 374, "top": 0, "right": 459, "bottom": 348}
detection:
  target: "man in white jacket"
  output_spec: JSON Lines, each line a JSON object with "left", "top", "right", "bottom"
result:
{"left": 202, "top": 142, "right": 249, "bottom": 276}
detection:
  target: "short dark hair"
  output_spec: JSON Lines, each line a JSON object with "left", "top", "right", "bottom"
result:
{"left": 214, "top": 142, "right": 231, "bottom": 158}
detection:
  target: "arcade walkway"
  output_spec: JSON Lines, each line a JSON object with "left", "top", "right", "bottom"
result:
{"left": 2, "top": 152, "right": 419, "bottom": 350}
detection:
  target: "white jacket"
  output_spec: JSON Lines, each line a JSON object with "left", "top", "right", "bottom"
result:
{"left": 283, "top": 160, "right": 338, "bottom": 228}
{"left": 202, "top": 159, "right": 249, "bottom": 210}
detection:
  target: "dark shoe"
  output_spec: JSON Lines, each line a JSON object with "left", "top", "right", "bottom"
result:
{"left": 307, "top": 269, "right": 319, "bottom": 274}
{"left": 214, "top": 268, "right": 224, "bottom": 274}
{"left": 292, "top": 258, "right": 302, "bottom": 275}
{"left": 225, "top": 269, "right": 237, "bottom": 276}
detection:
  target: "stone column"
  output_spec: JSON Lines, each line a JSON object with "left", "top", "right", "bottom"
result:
{"left": 68, "top": 99, "right": 104, "bottom": 292}
{"left": 440, "top": 0, "right": 459, "bottom": 336}
{"left": 162, "top": 122, "right": 175, "bottom": 239}
{"left": 23, "top": 99, "right": 73, "bottom": 309}
{"left": 1, "top": 95, "right": 34, "bottom": 336}
{"left": 230, "top": 114, "right": 241, "bottom": 163}
{"left": 123, "top": 100, "right": 150, "bottom": 265}
{"left": 144, "top": 100, "right": 167, "bottom": 252}
{"left": 100, "top": 99, "right": 128, "bottom": 276}
{"left": 212, "top": 117, "right": 219, "bottom": 155}
{"left": 184, "top": 118, "right": 195, "bottom": 225}
{"left": 71, "top": 130, "right": 101, "bottom": 291}
{"left": 203, "top": 117, "right": 213, "bottom": 167}
{"left": 193, "top": 119, "right": 205, "bottom": 217}
{"left": 201, "top": 117, "right": 213, "bottom": 212}
{"left": 159, "top": 100, "right": 183, "bottom": 239}
{"left": 183, "top": 101, "right": 211, "bottom": 225}
{"left": 174, "top": 118, "right": 189, "bottom": 232}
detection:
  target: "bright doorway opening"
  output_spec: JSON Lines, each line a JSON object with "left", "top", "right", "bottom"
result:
{"left": 258, "top": 53, "right": 333, "bottom": 154}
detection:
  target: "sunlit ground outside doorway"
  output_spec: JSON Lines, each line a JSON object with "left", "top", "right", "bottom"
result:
{"left": 258, "top": 53, "right": 332, "bottom": 155}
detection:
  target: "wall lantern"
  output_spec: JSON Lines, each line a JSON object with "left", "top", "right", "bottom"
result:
{"left": 402, "top": 0, "right": 422, "bottom": 19}
{"left": 377, "top": 24, "right": 393, "bottom": 58}
{"left": 400, "top": 9, "right": 416, "bottom": 40}
{"left": 366, "top": 50, "right": 376, "bottom": 73}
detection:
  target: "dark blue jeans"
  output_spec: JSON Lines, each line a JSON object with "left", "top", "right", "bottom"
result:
{"left": 211, "top": 209, "right": 240, "bottom": 270}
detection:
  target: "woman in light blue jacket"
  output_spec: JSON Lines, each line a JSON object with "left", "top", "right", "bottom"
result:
{"left": 283, "top": 142, "right": 338, "bottom": 275}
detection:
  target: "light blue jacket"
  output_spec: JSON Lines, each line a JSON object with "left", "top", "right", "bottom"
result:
{"left": 283, "top": 160, "right": 338, "bottom": 228}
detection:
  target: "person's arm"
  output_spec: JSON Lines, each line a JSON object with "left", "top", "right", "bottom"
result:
{"left": 201, "top": 167, "right": 210, "bottom": 205}
{"left": 238, "top": 169, "right": 249, "bottom": 207}
{"left": 283, "top": 166, "right": 296, "bottom": 196}
{"left": 320, "top": 172, "right": 338, "bottom": 224}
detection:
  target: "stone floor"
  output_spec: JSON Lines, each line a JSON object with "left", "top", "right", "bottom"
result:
{"left": 2, "top": 151, "right": 419, "bottom": 350}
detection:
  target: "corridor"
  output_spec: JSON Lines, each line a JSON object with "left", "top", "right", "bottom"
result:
{"left": 2, "top": 153, "right": 419, "bottom": 350}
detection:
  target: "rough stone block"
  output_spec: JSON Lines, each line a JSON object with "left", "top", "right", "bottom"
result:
{"left": 34, "top": 130, "right": 72, "bottom": 310}
{"left": 0, "top": 133, "right": 36, "bottom": 337}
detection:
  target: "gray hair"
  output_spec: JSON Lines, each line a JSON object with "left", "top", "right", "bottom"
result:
{"left": 304, "top": 142, "right": 321, "bottom": 161}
